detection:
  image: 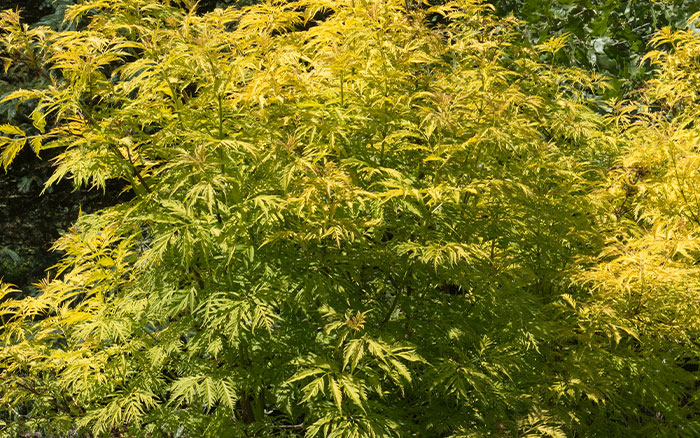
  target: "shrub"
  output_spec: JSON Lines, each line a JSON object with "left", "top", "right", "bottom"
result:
{"left": 0, "top": 1, "right": 698, "bottom": 437}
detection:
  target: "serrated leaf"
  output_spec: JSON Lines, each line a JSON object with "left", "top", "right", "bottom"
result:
{"left": 329, "top": 377, "right": 342, "bottom": 412}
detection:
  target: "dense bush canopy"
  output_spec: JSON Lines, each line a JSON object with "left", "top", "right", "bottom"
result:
{"left": 1, "top": 0, "right": 700, "bottom": 437}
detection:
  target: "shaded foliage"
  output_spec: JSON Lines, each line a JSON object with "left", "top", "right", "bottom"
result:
{"left": 494, "top": 0, "right": 699, "bottom": 98}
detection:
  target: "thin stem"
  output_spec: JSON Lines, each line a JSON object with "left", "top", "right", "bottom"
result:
{"left": 218, "top": 94, "right": 224, "bottom": 140}
{"left": 380, "top": 288, "right": 402, "bottom": 326}
{"left": 107, "top": 143, "right": 152, "bottom": 194}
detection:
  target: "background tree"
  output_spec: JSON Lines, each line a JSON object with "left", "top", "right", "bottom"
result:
{"left": 494, "top": 0, "right": 699, "bottom": 98}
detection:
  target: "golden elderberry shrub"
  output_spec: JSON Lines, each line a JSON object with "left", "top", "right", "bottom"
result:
{"left": 574, "top": 11, "right": 700, "bottom": 437}
{"left": 2, "top": 0, "right": 692, "bottom": 437}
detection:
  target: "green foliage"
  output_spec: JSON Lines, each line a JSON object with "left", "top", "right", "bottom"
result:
{"left": 494, "top": 0, "right": 700, "bottom": 98}
{"left": 0, "top": 246, "right": 29, "bottom": 287}
{"left": 0, "top": 0, "right": 699, "bottom": 437}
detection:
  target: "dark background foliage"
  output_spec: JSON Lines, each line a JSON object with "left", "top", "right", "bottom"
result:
{"left": 0, "top": 0, "right": 50, "bottom": 24}
{"left": 495, "top": 0, "right": 699, "bottom": 97}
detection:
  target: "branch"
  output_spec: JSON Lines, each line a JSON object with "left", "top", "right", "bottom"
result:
{"left": 11, "top": 380, "right": 74, "bottom": 415}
